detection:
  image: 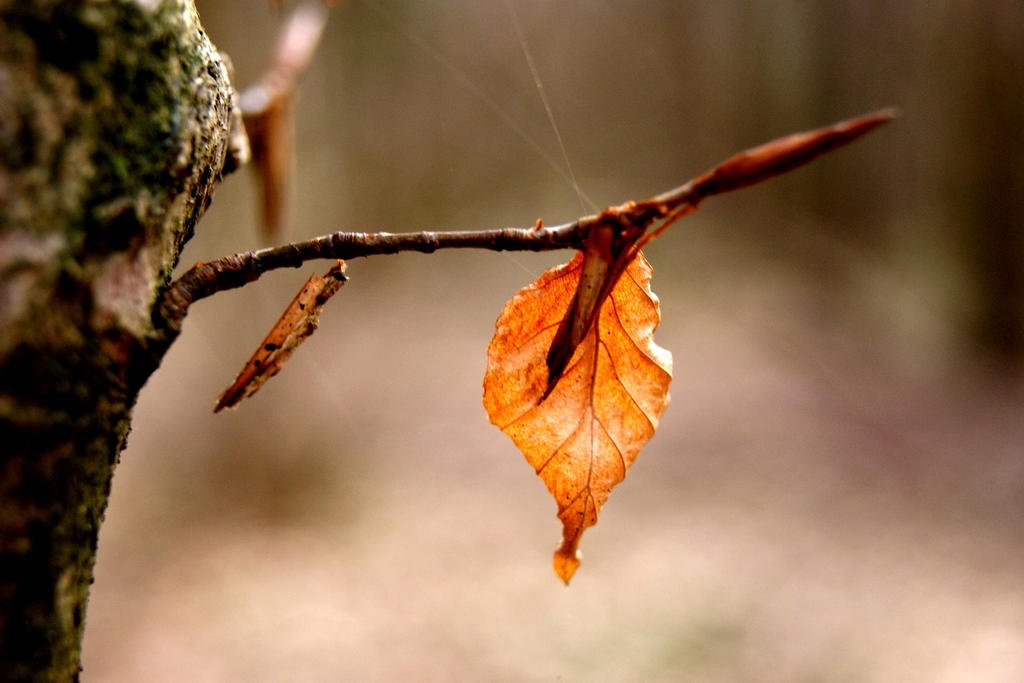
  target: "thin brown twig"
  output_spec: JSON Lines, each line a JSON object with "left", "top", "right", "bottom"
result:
{"left": 159, "top": 109, "right": 896, "bottom": 330}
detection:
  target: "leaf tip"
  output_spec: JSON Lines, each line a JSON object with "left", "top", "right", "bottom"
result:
{"left": 553, "top": 543, "right": 581, "bottom": 585}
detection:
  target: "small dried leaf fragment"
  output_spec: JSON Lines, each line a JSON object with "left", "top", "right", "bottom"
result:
{"left": 215, "top": 260, "right": 346, "bottom": 411}
{"left": 239, "top": 2, "right": 329, "bottom": 239}
{"left": 483, "top": 251, "right": 672, "bottom": 583}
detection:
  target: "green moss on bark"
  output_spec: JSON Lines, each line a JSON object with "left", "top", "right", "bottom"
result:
{"left": 0, "top": 1, "right": 232, "bottom": 679}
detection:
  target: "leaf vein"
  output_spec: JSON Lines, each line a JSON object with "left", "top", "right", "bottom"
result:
{"left": 596, "top": 336, "right": 654, "bottom": 440}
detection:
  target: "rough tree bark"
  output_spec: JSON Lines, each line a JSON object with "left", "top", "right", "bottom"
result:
{"left": 0, "top": 0, "right": 232, "bottom": 678}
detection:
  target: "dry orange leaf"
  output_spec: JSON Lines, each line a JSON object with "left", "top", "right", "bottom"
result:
{"left": 214, "top": 260, "right": 346, "bottom": 411}
{"left": 483, "top": 250, "right": 672, "bottom": 583}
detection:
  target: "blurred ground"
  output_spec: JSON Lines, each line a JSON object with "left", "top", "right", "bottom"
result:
{"left": 82, "top": 2, "right": 1022, "bottom": 681}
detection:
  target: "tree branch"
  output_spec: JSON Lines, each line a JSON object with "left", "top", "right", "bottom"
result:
{"left": 159, "top": 108, "right": 897, "bottom": 329}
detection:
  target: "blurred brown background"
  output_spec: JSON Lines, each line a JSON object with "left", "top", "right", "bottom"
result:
{"left": 83, "top": 1, "right": 1023, "bottom": 680}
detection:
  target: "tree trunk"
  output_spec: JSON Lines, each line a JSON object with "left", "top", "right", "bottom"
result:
{"left": 0, "top": 0, "right": 231, "bottom": 678}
